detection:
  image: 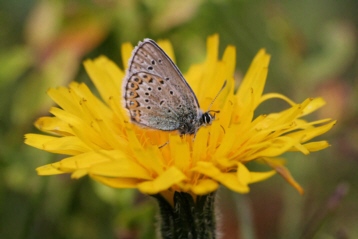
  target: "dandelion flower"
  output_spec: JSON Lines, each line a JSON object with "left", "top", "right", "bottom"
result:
{"left": 25, "top": 34, "right": 335, "bottom": 201}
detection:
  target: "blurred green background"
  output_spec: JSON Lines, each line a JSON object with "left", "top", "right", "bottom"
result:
{"left": 1, "top": 0, "right": 357, "bottom": 238}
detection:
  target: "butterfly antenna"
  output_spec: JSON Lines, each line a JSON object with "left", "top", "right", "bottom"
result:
{"left": 207, "top": 81, "right": 227, "bottom": 111}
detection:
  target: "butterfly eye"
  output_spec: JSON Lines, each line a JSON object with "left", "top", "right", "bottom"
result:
{"left": 202, "top": 113, "right": 213, "bottom": 124}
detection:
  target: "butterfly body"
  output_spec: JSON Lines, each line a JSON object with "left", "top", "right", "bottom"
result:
{"left": 123, "top": 39, "right": 214, "bottom": 135}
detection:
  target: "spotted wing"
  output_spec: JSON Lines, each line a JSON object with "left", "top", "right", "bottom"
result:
{"left": 122, "top": 39, "right": 200, "bottom": 131}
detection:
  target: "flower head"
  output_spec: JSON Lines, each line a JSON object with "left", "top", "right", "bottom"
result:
{"left": 25, "top": 35, "right": 335, "bottom": 202}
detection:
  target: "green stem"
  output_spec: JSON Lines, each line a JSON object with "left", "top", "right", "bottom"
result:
{"left": 153, "top": 192, "right": 216, "bottom": 239}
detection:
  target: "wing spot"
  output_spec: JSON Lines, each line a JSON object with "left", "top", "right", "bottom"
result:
{"left": 145, "top": 92, "right": 150, "bottom": 96}
{"left": 165, "top": 77, "right": 170, "bottom": 81}
{"left": 148, "top": 66, "right": 153, "bottom": 71}
{"left": 148, "top": 87, "right": 152, "bottom": 91}
{"left": 169, "top": 90, "right": 174, "bottom": 95}
{"left": 147, "top": 106, "right": 151, "bottom": 109}
{"left": 148, "top": 78, "right": 153, "bottom": 83}
{"left": 128, "top": 100, "right": 140, "bottom": 108}
{"left": 145, "top": 99, "right": 149, "bottom": 102}
{"left": 158, "top": 87, "right": 162, "bottom": 90}
{"left": 158, "top": 59, "right": 162, "bottom": 63}
{"left": 160, "top": 100, "right": 164, "bottom": 105}
{"left": 128, "top": 82, "right": 138, "bottom": 90}
{"left": 151, "top": 60, "right": 156, "bottom": 65}
{"left": 132, "top": 109, "right": 141, "bottom": 118}
{"left": 133, "top": 77, "right": 142, "bottom": 84}
{"left": 128, "top": 91, "right": 139, "bottom": 98}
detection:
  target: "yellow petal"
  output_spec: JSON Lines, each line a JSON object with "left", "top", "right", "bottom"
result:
{"left": 157, "top": 40, "right": 175, "bottom": 62}
{"left": 121, "top": 42, "right": 133, "bottom": 70}
{"left": 195, "top": 34, "right": 219, "bottom": 99}
{"left": 25, "top": 134, "right": 91, "bottom": 155}
{"left": 237, "top": 162, "right": 251, "bottom": 185}
{"left": 91, "top": 175, "right": 140, "bottom": 188}
{"left": 125, "top": 127, "right": 166, "bottom": 176}
{"left": 185, "top": 64, "right": 204, "bottom": 93}
{"left": 89, "top": 159, "right": 152, "bottom": 180}
{"left": 286, "top": 120, "right": 336, "bottom": 143}
{"left": 192, "top": 162, "right": 249, "bottom": 193}
{"left": 137, "top": 166, "right": 187, "bottom": 194}
{"left": 192, "top": 127, "right": 210, "bottom": 163}
{"left": 71, "top": 169, "right": 88, "bottom": 179}
{"left": 263, "top": 158, "right": 304, "bottom": 194}
{"left": 222, "top": 45, "right": 236, "bottom": 81}
{"left": 237, "top": 49, "right": 270, "bottom": 108}
{"left": 214, "top": 124, "right": 241, "bottom": 158}
{"left": 34, "top": 116, "right": 74, "bottom": 136}
{"left": 191, "top": 179, "right": 219, "bottom": 195}
{"left": 50, "top": 107, "right": 110, "bottom": 150}
{"left": 37, "top": 164, "right": 66, "bottom": 175}
{"left": 93, "top": 56, "right": 123, "bottom": 90}
{"left": 300, "top": 120, "right": 336, "bottom": 142}
{"left": 301, "top": 141, "right": 330, "bottom": 152}
{"left": 47, "top": 86, "right": 81, "bottom": 115}
{"left": 301, "top": 97, "right": 326, "bottom": 116}
{"left": 243, "top": 136, "right": 299, "bottom": 160}
{"left": 248, "top": 171, "right": 276, "bottom": 184}
{"left": 264, "top": 98, "right": 313, "bottom": 129}
{"left": 55, "top": 151, "right": 149, "bottom": 180}
{"left": 83, "top": 59, "right": 123, "bottom": 110}
{"left": 205, "top": 34, "right": 219, "bottom": 72}
{"left": 169, "top": 134, "right": 191, "bottom": 171}
{"left": 236, "top": 163, "right": 276, "bottom": 185}
{"left": 260, "top": 93, "right": 296, "bottom": 106}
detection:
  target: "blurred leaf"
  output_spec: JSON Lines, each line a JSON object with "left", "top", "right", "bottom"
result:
{"left": 297, "top": 21, "right": 356, "bottom": 85}
{"left": 11, "top": 50, "right": 80, "bottom": 127}
{"left": 0, "top": 46, "right": 33, "bottom": 89}
{"left": 24, "top": 0, "right": 63, "bottom": 49}
{"left": 149, "top": 0, "right": 204, "bottom": 33}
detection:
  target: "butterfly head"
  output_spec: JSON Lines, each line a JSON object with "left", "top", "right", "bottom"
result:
{"left": 200, "top": 111, "right": 215, "bottom": 126}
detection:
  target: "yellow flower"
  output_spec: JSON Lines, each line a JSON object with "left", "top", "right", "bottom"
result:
{"left": 25, "top": 34, "right": 335, "bottom": 202}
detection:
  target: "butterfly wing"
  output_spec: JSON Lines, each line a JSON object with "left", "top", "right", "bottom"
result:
{"left": 123, "top": 39, "right": 201, "bottom": 132}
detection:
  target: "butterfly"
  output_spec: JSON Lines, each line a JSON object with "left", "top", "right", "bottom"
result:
{"left": 122, "top": 39, "right": 224, "bottom": 135}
